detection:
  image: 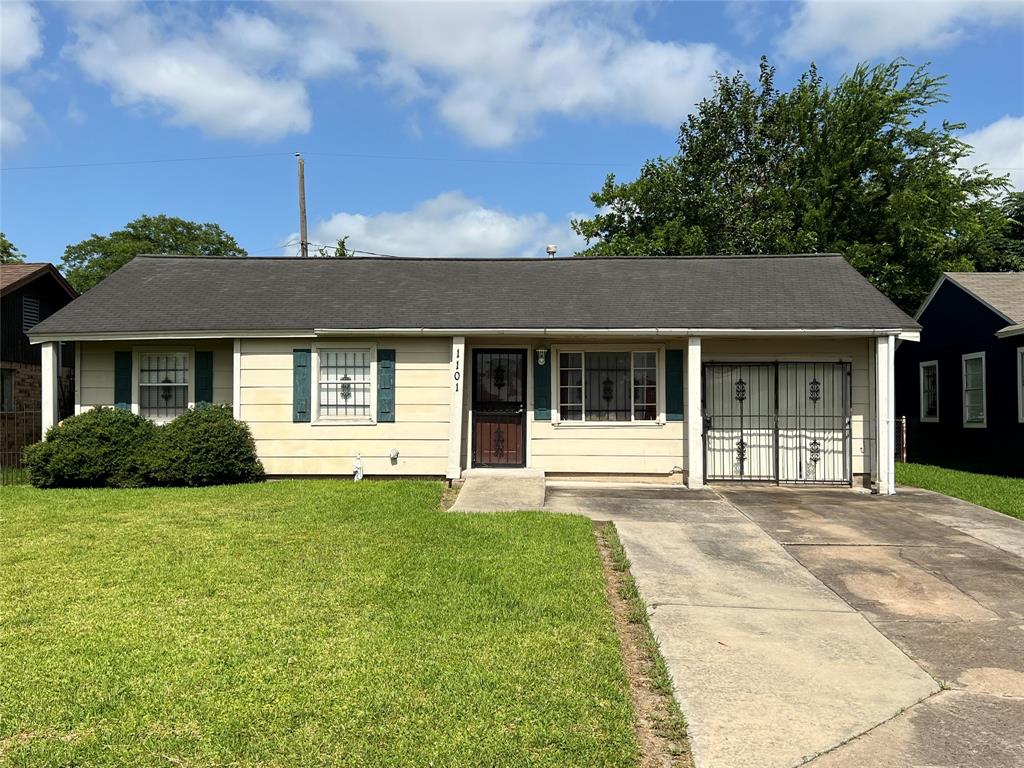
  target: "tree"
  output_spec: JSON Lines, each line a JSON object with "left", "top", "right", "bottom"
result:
{"left": 1, "top": 232, "right": 26, "bottom": 264}
{"left": 61, "top": 214, "right": 246, "bottom": 292}
{"left": 315, "top": 236, "right": 354, "bottom": 258}
{"left": 572, "top": 58, "right": 1013, "bottom": 311}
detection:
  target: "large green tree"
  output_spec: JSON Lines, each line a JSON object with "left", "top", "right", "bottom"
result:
{"left": 61, "top": 214, "right": 246, "bottom": 292}
{"left": 572, "top": 58, "right": 1015, "bottom": 311}
{"left": 1, "top": 232, "right": 26, "bottom": 264}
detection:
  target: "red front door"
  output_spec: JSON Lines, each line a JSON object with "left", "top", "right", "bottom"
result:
{"left": 472, "top": 349, "right": 527, "bottom": 467}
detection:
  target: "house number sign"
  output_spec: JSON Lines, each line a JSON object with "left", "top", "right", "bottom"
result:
{"left": 453, "top": 347, "right": 461, "bottom": 393}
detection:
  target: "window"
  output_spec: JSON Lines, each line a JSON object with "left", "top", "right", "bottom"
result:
{"left": 557, "top": 350, "right": 659, "bottom": 423}
{"left": 0, "top": 368, "right": 13, "bottom": 412}
{"left": 1017, "top": 347, "right": 1023, "bottom": 424}
{"left": 318, "top": 348, "right": 372, "bottom": 420}
{"left": 139, "top": 352, "right": 189, "bottom": 421}
{"left": 22, "top": 296, "right": 40, "bottom": 331}
{"left": 961, "top": 352, "right": 986, "bottom": 428}
{"left": 919, "top": 361, "right": 939, "bottom": 422}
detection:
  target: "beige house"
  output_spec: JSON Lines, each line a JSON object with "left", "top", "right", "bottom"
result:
{"left": 29, "top": 254, "right": 920, "bottom": 493}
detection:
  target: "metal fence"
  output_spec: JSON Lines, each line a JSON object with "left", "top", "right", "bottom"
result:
{"left": 895, "top": 415, "right": 907, "bottom": 463}
{"left": 0, "top": 408, "right": 40, "bottom": 485}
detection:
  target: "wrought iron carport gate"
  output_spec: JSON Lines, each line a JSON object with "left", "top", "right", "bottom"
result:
{"left": 702, "top": 362, "right": 852, "bottom": 485}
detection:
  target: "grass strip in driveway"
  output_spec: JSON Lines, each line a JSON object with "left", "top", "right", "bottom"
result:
{"left": 0, "top": 480, "right": 637, "bottom": 767}
{"left": 897, "top": 463, "right": 1024, "bottom": 520}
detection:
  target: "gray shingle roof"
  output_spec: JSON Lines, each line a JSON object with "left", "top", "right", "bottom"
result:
{"left": 29, "top": 254, "right": 918, "bottom": 338}
{"left": 944, "top": 272, "right": 1024, "bottom": 325}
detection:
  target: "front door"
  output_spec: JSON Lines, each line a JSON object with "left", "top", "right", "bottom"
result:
{"left": 472, "top": 349, "right": 527, "bottom": 467}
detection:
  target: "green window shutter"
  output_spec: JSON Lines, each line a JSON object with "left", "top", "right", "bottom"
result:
{"left": 114, "top": 351, "right": 132, "bottom": 410}
{"left": 534, "top": 354, "right": 551, "bottom": 420}
{"left": 195, "top": 351, "right": 214, "bottom": 405}
{"left": 293, "top": 349, "right": 311, "bottom": 423}
{"left": 666, "top": 349, "right": 684, "bottom": 421}
{"left": 377, "top": 348, "right": 395, "bottom": 423}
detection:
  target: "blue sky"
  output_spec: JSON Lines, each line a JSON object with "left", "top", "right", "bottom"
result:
{"left": 2, "top": 1, "right": 1022, "bottom": 264}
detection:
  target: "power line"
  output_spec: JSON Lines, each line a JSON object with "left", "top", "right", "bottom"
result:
{"left": 0, "top": 151, "right": 295, "bottom": 172}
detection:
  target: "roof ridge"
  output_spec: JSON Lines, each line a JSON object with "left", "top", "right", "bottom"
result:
{"left": 135, "top": 252, "right": 844, "bottom": 262}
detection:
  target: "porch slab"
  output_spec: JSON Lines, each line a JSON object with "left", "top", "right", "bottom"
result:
{"left": 449, "top": 469, "right": 546, "bottom": 512}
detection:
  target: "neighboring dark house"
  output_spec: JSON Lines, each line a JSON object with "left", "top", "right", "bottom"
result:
{"left": 0, "top": 263, "right": 78, "bottom": 467}
{"left": 895, "top": 272, "right": 1024, "bottom": 477}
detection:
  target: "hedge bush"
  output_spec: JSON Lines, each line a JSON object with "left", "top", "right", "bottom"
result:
{"left": 24, "top": 407, "right": 156, "bottom": 488}
{"left": 145, "top": 404, "right": 264, "bottom": 487}
{"left": 25, "top": 404, "right": 264, "bottom": 489}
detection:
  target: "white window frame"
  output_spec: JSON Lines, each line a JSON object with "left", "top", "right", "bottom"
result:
{"left": 961, "top": 351, "right": 986, "bottom": 429}
{"left": 918, "top": 360, "right": 939, "bottom": 423}
{"left": 132, "top": 347, "right": 195, "bottom": 423}
{"left": 312, "top": 343, "right": 377, "bottom": 425}
{"left": 551, "top": 345, "right": 666, "bottom": 426}
{"left": 1017, "top": 347, "right": 1023, "bottom": 424}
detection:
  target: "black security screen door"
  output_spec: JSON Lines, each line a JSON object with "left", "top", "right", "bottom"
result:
{"left": 472, "top": 349, "right": 527, "bottom": 467}
{"left": 703, "top": 362, "right": 852, "bottom": 485}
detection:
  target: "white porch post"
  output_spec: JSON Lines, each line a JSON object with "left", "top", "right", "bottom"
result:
{"left": 686, "top": 336, "right": 703, "bottom": 489}
{"left": 232, "top": 338, "right": 242, "bottom": 420}
{"left": 447, "top": 336, "right": 466, "bottom": 480}
{"left": 41, "top": 341, "right": 59, "bottom": 434}
{"left": 875, "top": 335, "right": 896, "bottom": 495}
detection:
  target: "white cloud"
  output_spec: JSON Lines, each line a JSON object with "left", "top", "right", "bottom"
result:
{"left": 66, "top": 5, "right": 312, "bottom": 140}
{"left": 61, "top": 2, "right": 731, "bottom": 146}
{"left": 961, "top": 115, "right": 1024, "bottom": 190}
{"left": 1, "top": 0, "right": 42, "bottom": 73}
{"left": 301, "top": 192, "right": 584, "bottom": 259}
{"left": 778, "top": 0, "right": 1024, "bottom": 61}
{"left": 0, "top": 0, "right": 42, "bottom": 149}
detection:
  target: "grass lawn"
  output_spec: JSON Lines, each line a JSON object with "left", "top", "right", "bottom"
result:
{"left": 897, "top": 463, "right": 1024, "bottom": 520}
{"left": 0, "top": 481, "right": 637, "bottom": 767}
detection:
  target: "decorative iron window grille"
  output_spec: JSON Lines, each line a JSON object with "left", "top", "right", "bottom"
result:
{"left": 809, "top": 378, "right": 821, "bottom": 403}
{"left": 735, "top": 378, "right": 747, "bottom": 402}
{"left": 557, "top": 350, "right": 659, "bottom": 422}
{"left": 319, "top": 349, "right": 371, "bottom": 418}
{"left": 139, "top": 352, "right": 189, "bottom": 421}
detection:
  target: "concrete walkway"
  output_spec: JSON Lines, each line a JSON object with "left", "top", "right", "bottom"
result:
{"left": 544, "top": 486, "right": 942, "bottom": 768}
{"left": 449, "top": 468, "right": 546, "bottom": 512}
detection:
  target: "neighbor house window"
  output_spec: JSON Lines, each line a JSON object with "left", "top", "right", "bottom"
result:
{"left": 318, "top": 348, "right": 372, "bottom": 420}
{"left": 919, "top": 361, "right": 938, "bottom": 422}
{"left": 1017, "top": 347, "right": 1023, "bottom": 424}
{"left": 557, "top": 350, "right": 659, "bottom": 422}
{"left": 961, "top": 352, "right": 986, "bottom": 428}
{"left": 0, "top": 368, "right": 13, "bottom": 412}
{"left": 139, "top": 352, "right": 189, "bottom": 421}
{"left": 22, "top": 296, "right": 40, "bottom": 331}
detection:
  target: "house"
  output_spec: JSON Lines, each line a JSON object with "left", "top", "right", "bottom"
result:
{"left": 28, "top": 253, "right": 919, "bottom": 492}
{"left": 895, "top": 272, "right": 1024, "bottom": 477}
{"left": 1, "top": 263, "right": 78, "bottom": 467}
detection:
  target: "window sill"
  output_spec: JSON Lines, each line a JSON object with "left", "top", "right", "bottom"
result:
{"left": 920, "top": 417, "right": 939, "bottom": 423}
{"left": 963, "top": 421, "right": 987, "bottom": 429}
{"left": 312, "top": 418, "right": 377, "bottom": 427}
{"left": 551, "top": 420, "right": 667, "bottom": 428}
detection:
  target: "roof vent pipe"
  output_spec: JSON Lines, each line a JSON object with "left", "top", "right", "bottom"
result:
{"left": 546, "top": 244, "right": 557, "bottom": 258}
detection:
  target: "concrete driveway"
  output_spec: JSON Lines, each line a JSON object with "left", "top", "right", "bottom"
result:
{"left": 544, "top": 484, "right": 1024, "bottom": 768}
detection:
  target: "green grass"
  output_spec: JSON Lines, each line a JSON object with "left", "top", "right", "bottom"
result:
{"left": 897, "top": 463, "right": 1024, "bottom": 520}
{"left": 0, "top": 481, "right": 637, "bottom": 767}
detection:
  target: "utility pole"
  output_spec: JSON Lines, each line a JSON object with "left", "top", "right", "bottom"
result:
{"left": 296, "top": 152, "right": 309, "bottom": 258}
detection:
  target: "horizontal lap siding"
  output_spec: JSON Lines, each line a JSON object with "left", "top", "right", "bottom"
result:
{"left": 78, "top": 341, "right": 233, "bottom": 409}
{"left": 240, "top": 337, "right": 450, "bottom": 476}
{"left": 702, "top": 337, "right": 873, "bottom": 476}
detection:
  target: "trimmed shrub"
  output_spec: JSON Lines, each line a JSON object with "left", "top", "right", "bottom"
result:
{"left": 145, "top": 403, "right": 264, "bottom": 487}
{"left": 24, "top": 407, "right": 157, "bottom": 488}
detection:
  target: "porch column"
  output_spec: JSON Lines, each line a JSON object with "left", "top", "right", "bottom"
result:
{"left": 686, "top": 336, "right": 703, "bottom": 489}
{"left": 875, "top": 335, "right": 896, "bottom": 495}
{"left": 447, "top": 336, "right": 466, "bottom": 480}
{"left": 41, "top": 341, "right": 59, "bottom": 434}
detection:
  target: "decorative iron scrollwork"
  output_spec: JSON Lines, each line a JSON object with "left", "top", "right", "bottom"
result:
{"left": 809, "top": 378, "right": 821, "bottom": 403}
{"left": 602, "top": 377, "right": 615, "bottom": 403}
{"left": 736, "top": 439, "right": 747, "bottom": 464}
{"left": 340, "top": 375, "right": 352, "bottom": 401}
{"left": 493, "top": 426, "right": 505, "bottom": 458}
{"left": 492, "top": 364, "right": 507, "bottom": 390}
{"left": 735, "top": 378, "right": 747, "bottom": 402}
{"left": 809, "top": 439, "right": 821, "bottom": 464}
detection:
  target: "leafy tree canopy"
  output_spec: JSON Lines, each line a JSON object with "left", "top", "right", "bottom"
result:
{"left": 572, "top": 58, "right": 1018, "bottom": 311}
{"left": 315, "top": 236, "right": 354, "bottom": 258}
{"left": 1, "top": 232, "right": 26, "bottom": 264}
{"left": 61, "top": 214, "right": 246, "bottom": 292}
